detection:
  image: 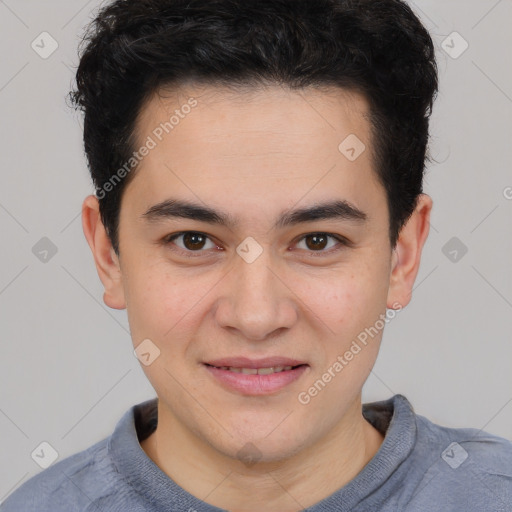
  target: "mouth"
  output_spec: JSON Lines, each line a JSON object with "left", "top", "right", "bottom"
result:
{"left": 203, "top": 357, "right": 309, "bottom": 395}
{"left": 204, "top": 363, "right": 306, "bottom": 374}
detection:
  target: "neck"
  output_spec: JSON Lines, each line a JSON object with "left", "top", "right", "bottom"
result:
{"left": 141, "top": 396, "right": 384, "bottom": 511}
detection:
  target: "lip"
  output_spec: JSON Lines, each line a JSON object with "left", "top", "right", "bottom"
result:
{"left": 204, "top": 356, "right": 307, "bottom": 369}
{"left": 203, "top": 357, "right": 309, "bottom": 396}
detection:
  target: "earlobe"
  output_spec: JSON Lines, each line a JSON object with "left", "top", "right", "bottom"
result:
{"left": 386, "top": 194, "right": 433, "bottom": 309}
{"left": 82, "top": 195, "right": 127, "bottom": 310}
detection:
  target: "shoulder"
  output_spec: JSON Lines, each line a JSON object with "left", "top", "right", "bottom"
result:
{"left": 1, "top": 399, "right": 158, "bottom": 512}
{"left": 404, "top": 404, "right": 512, "bottom": 510}
{"left": 0, "top": 437, "right": 125, "bottom": 512}
{"left": 416, "top": 410, "right": 512, "bottom": 473}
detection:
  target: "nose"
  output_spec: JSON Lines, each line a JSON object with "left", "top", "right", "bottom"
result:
{"left": 213, "top": 251, "right": 298, "bottom": 342}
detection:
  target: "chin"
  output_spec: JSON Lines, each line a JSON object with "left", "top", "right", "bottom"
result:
{"left": 213, "top": 426, "right": 310, "bottom": 467}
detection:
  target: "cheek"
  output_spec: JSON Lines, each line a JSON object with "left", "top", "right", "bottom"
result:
{"left": 311, "top": 284, "right": 358, "bottom": 334}
{"left": 298, "top": 264, "right": 387, "bottom": 336}
{"left": 123, "top": 261, "right": 191, "bottom": 343}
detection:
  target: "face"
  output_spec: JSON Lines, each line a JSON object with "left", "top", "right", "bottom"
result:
{"left": 84, "top": 84, "right": 429, "bottom": 463}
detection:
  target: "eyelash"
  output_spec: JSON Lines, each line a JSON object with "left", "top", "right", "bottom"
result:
{"left": 162, "top": 231, "right": 351, "bottom": 258}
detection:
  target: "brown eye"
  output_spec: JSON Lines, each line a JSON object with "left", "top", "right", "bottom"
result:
{"left": 181, "top": 232, "right": 207, "bottom": 250}
{"left": 304, "top": 234, "right": 329, "bottom": 251}
{"left": 295, "top": 233, "right": 347, "bottom": 254}
{"left": 165, "top": 232, "right": 218, "bottom": 255}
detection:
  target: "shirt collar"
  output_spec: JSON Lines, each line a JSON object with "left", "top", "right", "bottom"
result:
{"left": 108, "top": 394, "right": 417, "bottom": 511}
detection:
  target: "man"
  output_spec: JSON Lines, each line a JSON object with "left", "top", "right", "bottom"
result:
{"left": 2, "top": 0, "right": 511, "bottom": 510}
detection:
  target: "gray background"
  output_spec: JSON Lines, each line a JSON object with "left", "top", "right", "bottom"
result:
{"left": 1, "top": 0, "right": 511, "bottom": 503}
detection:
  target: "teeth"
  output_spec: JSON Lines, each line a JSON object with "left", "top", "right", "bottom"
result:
{"left": 221, "top": 365, "right": 295, "bottom": 374}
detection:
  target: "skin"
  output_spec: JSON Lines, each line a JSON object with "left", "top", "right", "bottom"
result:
{"left": 82, "top": 83, "right": 432, "bottom": 511}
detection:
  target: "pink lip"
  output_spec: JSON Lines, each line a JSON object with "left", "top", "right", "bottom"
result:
{"left": 203, "top": 358, "right": 309, "bottom": 396}
{"left": 204, "top": 356, "right": 307, "bottom": 369}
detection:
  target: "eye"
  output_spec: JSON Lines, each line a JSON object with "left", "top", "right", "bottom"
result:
{"left": 164, "top": 231, "right": 220, "bottom": 257}
{"left": 293, "top": 233, "right": 349, "bottom": 256}
{"left": 163, "top": 231, "right": 349, "bottom": 258}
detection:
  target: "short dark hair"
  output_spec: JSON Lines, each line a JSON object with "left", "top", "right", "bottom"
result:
{"left": 69, "top": 0, "right": 438, "bottom": 254}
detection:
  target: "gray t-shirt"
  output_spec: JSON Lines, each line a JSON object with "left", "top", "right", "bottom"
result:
{"left": 2, "top": 394, "right": 511, "bottom": 511}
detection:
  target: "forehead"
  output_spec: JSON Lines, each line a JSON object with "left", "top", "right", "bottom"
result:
{"left": 124, "top": 83, "right": 384, "bottom": 219}
{"left": 136, "top": 82, "right": 371, "bottom": 150}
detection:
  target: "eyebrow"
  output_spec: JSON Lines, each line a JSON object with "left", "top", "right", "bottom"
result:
{"left": 141, "top": 198, "right": 368, "bottom": 230}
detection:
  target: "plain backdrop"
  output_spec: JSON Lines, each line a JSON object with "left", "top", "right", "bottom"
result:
{"left": 1, "top": 0, "right": 511, "bottom": 503}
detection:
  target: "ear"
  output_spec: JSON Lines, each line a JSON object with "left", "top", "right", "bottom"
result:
{"left": 82, "top": 195, "right": 126, "bottom": 310}
{"left": 386, "top": 193, "right": 433, "bottom": 309}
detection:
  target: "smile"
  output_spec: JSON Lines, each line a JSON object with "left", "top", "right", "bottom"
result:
{"left": 203, "top": 362, "right": 309, "bottom": 395}
{"left": 208, "top": 365, "right": 297, "bottom": 375}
